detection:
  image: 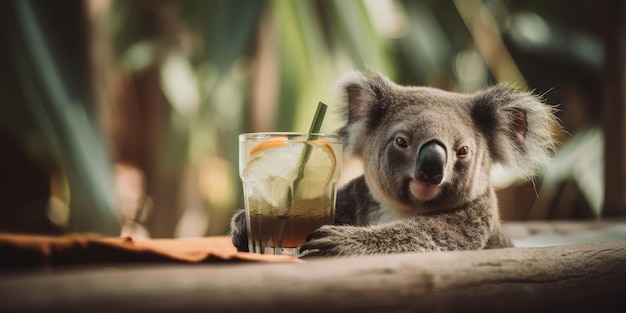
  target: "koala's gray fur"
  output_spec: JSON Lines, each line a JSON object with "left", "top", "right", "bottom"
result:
{"left": 231, "top": 71, "right": 558, "bottom": 257}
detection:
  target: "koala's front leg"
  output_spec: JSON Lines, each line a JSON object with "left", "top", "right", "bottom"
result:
{"left": 230, "top": 210, "right": 249, "bottom": 252}
{"left": 300, "top": 222, "right": 442, "bottom": 257}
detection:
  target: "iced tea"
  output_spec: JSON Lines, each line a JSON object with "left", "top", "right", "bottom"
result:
{"left": 239, "top": 133, "right": 342, "bottom": 257}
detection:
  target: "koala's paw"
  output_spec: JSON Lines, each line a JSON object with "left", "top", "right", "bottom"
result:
{"left": 230, "top": 210, "right": 249, "bottom": 252}
{"left": 299, "top": 225, "right": 372, "bottom": 257}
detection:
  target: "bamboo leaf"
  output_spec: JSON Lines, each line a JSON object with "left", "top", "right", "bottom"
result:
{"left": 10, "top": 0, "right": 118, "bottom": 235}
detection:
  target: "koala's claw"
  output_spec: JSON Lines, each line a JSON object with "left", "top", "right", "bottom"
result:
{"left": 300, "top": 225, "right": 368, "bottom": 257}
{"left": 299, "top": 238, "right": 337, "bottom": 257}
{"left": 299, "top": 240, "right": 340, "bottom": 258}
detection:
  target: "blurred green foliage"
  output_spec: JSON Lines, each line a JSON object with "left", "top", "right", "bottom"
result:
{"left": 0, "top": 0, "right": 613, "bottom": 236}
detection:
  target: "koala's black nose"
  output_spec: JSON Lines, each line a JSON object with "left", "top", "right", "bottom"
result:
{"left": 415, "top": 141, "right": 446, "bottom": 185}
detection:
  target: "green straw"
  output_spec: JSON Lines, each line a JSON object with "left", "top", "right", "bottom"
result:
{"left": 306, "top": 102, "right": 327, "bottom": 139}
{"left": 276, "top": 102, "right": 327, "bottom": 249}
{"left": 294, "top": 102, "right": 327, "bottom": 188}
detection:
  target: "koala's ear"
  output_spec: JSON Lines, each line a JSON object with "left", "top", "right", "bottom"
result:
{"left": 336, "top": 71, "right": 391, "bottom": 158}
{"left": 471, "top": 84, "right": 559, "bottom": 179}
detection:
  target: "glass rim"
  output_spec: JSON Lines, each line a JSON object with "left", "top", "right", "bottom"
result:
{"left": 239, "top": 132, "right": 342, "bottom": 142}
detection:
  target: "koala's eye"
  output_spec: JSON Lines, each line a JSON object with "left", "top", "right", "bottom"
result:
{"left": 394, "top": 137, "right": 408, "bottom": 149}
{"left": 457, "top": 146, "right": 469, "bottom": 158}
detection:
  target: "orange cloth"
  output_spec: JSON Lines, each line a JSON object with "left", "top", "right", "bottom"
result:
{"left": 0, "top": 234, "right": 303, "bottom": 270}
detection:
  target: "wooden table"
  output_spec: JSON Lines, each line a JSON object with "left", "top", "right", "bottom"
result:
{"left": 1, "top": 221, "right": 625, "bottom": 313}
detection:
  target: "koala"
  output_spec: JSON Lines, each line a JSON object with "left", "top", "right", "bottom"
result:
{"left": 231, "top": 71, "right": 557, "bottom": 257}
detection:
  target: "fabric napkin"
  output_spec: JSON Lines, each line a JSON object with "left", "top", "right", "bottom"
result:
{"left": 0, "top": 233, "right": 303, "bottom": 271}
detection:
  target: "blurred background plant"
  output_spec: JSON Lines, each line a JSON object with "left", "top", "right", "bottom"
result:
{"left": 0, "top": 0, "right": 623, "bottom": 238}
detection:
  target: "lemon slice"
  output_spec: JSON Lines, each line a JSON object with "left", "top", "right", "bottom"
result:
{"left": 295, "top": 139, "right": 337, "bottom": 199}
{"left": 249, "top": 136, "right": 289, "bottom": 155}
{"left": 243, "top": 137, "right": 337, "bottom": 205}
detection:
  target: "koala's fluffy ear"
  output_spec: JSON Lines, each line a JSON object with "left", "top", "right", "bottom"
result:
{"left": 336, "top": 71, "right": 391, "bottom": 158}
{"left": 472, "top": 84, "right": 559, "bottom": 179}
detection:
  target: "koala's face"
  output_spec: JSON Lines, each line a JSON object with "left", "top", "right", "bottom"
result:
{"left": 361, "top": 87, "right": 491, "bottom": 214}
{"left": 338, "top": 71, "right": 556, "bottom": 216}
